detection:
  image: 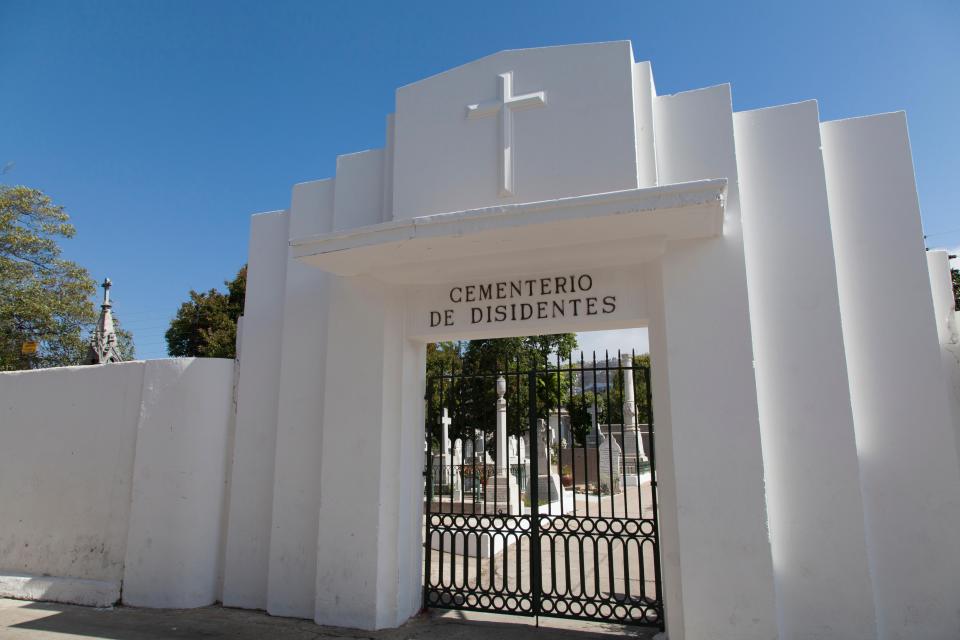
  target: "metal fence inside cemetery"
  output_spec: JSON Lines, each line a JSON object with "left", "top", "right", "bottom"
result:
{"left": 423, "top": 352, "right": 663, "bottom": 628}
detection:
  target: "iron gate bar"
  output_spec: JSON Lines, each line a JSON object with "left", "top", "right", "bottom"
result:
{"left": 529, "top": 366, "right": 541, "bottom": 619}
{"left": 423, "top": 353, "right": 663, "bottom": 628}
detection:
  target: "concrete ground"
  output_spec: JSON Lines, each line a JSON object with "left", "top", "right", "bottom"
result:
{"left": 0, "top": 598, "right": 658, "bottom": 639}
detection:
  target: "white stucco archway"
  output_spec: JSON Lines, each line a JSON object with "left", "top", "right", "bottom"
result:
{"left": 289, "top": 166, "right": 778, "bottom": 639}
{"left": 221, "top": 42, "right": 960, "bottom": 640}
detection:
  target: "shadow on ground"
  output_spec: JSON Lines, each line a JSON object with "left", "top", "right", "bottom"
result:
{"left": 1, "top": 598, "right": 658, "bottom": 640}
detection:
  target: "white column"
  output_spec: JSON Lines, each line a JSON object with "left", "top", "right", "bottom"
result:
{"left": 223, "top": 209, "right": 289, "bottom": 609}
{"left": 650, "top": 84, "right": 778, "bottom": 640}
{"left": 266, "top": 179, "right": 335, "bottom": 618}
{"left": 734, "top": 101, "right": 876, "bottom": 638}
{"left": 495, "top": 376, "right": 508, "bottom": 474}
{"left": 822, "top": 112, "right": 960, "bottom": 639}
{"left": 122, "top": 359, "right": 235, "bottom": 608}
{"left": 620, "top": 352, "right": 645, "bottom": 459}
{"left": 314, "top": 276, "right": 424, "bottom": 629}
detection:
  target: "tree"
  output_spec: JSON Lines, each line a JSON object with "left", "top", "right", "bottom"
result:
{"left": 0, "top": 185, "right": 134, "bottom": 370}
{"left": 165, "top": 265, "right": 246, "bottom": 358}
{"left": 424, "top": 334, "right": 578, "bottom": 460}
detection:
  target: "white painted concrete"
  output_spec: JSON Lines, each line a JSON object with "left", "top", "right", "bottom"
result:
{"left": 0, "top": 573, "right": 120, "bottom": 608}
{"left": 223, "top": 210, "right": 290, "bottom": 609}
{"left": 631, "top": 60, "right": 657, "bottom": 188}
{"left": 314, "top": 276, "right": 426, "bottom": 629}
{"left": 0, "top": 359, "right": 235, "bottom": 610}
{"left": 403, "top": 265, "right": 651, "bottom": 342}
{"left": 266, "top": 178, "right": 334, "bottom": 618}
{"left": 292, "top": 180, "right": 725, "bottom": 281}
{"left": 393, "top": 41, "right": 641, "bottom": 219}
{"left": 822, "top": 112, "right": 960, "bottom": 639}
{"left": 734, "top": 101, "right": 876, "bottom": 639}
{"left": 334, "top": 149, "right": 386, "bottom": 230}
{"left": 650, "top": 84, "right": 778, "bottom": 640}
{"left": 0, "top": 362, "right": 145, "bottom": 596}
{"left": 122, "top": 358, "right": 235, "bottom": 608}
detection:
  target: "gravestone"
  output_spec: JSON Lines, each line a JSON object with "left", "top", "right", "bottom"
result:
{"left": 535, "top": 419, "right": 562, "bottom": 507}
{"left": 452, "top": 438, "right": 463, "bottom": 500}
{"left": 598, "top": 434, "right": 623, "bottom": 494}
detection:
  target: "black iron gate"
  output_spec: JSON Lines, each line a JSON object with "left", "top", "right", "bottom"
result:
{"left": 423, "top": 351, "right": 662, "bottom": 628}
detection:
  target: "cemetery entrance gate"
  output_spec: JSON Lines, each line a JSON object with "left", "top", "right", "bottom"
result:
{"left": 423, "top": 352, "right": 662, "bottom": 629}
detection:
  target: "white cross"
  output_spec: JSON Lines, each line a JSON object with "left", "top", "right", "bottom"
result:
{"left": 466, "top": 71, "right": 546, "bottom": 198}
{"left": 438, "top": 408, "right": 453, "bottom": 455}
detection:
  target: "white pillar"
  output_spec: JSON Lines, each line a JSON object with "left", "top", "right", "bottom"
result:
{"left": 822, "top": 112, "right": 960, "bottom": 639}
{"left": 733, "top": 101, "right": 876, "bottom": 638}
{"left": 266, "top": 179, "right": 335, "bottom": 619}
{"left": 620, "top": 352, "right": 645, "bottom": 459}
{"left": 314, "top": 276, "right": 424, "bottom": 630}
{"left": 223, "top": 209, "right": 289, "bottom": 609}
{"left": 650, "top": 84, "right": 778, "bottom": 640}
{"left": 495, "top": 375, "right": 508, "bottom": 475}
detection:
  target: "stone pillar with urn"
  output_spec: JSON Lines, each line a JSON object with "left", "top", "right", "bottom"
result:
{"left": 484, "top": 375, "right": 519, "bottom": 514}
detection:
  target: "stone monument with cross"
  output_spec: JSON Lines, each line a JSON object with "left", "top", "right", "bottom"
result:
{"left": 433, "top": 408, "right": 453, "bottom": 491}
{"left": 86, "top": 278, "right": 123, "bottom": 365}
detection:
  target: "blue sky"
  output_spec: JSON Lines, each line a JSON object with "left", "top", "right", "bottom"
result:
{"left": 2, "top": 1, "right": 958, "bottom": 359}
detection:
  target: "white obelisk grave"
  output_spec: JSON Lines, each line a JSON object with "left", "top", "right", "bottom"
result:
{"left": 485, "top": 375, "right": 519, "bottom": 513}
{"left": 620, "top": 352, "right": 646, "bottom": 460}
{"left": 495, "top": 375, "right": 508, "bottom": 471}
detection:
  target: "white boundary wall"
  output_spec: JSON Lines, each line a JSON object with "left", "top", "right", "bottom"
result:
{"left": 0, "top": 358, "right": 235, "bottom": 609}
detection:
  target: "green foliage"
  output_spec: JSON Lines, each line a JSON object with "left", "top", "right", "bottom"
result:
{"left": 165, "top": 265, "right": 246, "bottom": 358}
{"left": 596, "top": 353, "right": 651, "bottom": 426}
{"left": 424, "top": 334, "right": 577, "bottom": 460}
{"left": 0, "top": 185, "right": 135, "bottom": 370}
{"left": 111, "top": 319, "right": 136, "bottom": 362}
{"left": 566, "top": 391, "right": 600, "bottom": 446}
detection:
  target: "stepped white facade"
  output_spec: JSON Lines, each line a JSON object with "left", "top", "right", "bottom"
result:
{"left": 3, "top": 42, "right": 960, "bottom": 640}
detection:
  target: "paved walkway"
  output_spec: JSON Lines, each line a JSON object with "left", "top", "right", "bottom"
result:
{"left": 0, "top": 598, "right": 658, "bottom": 639}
